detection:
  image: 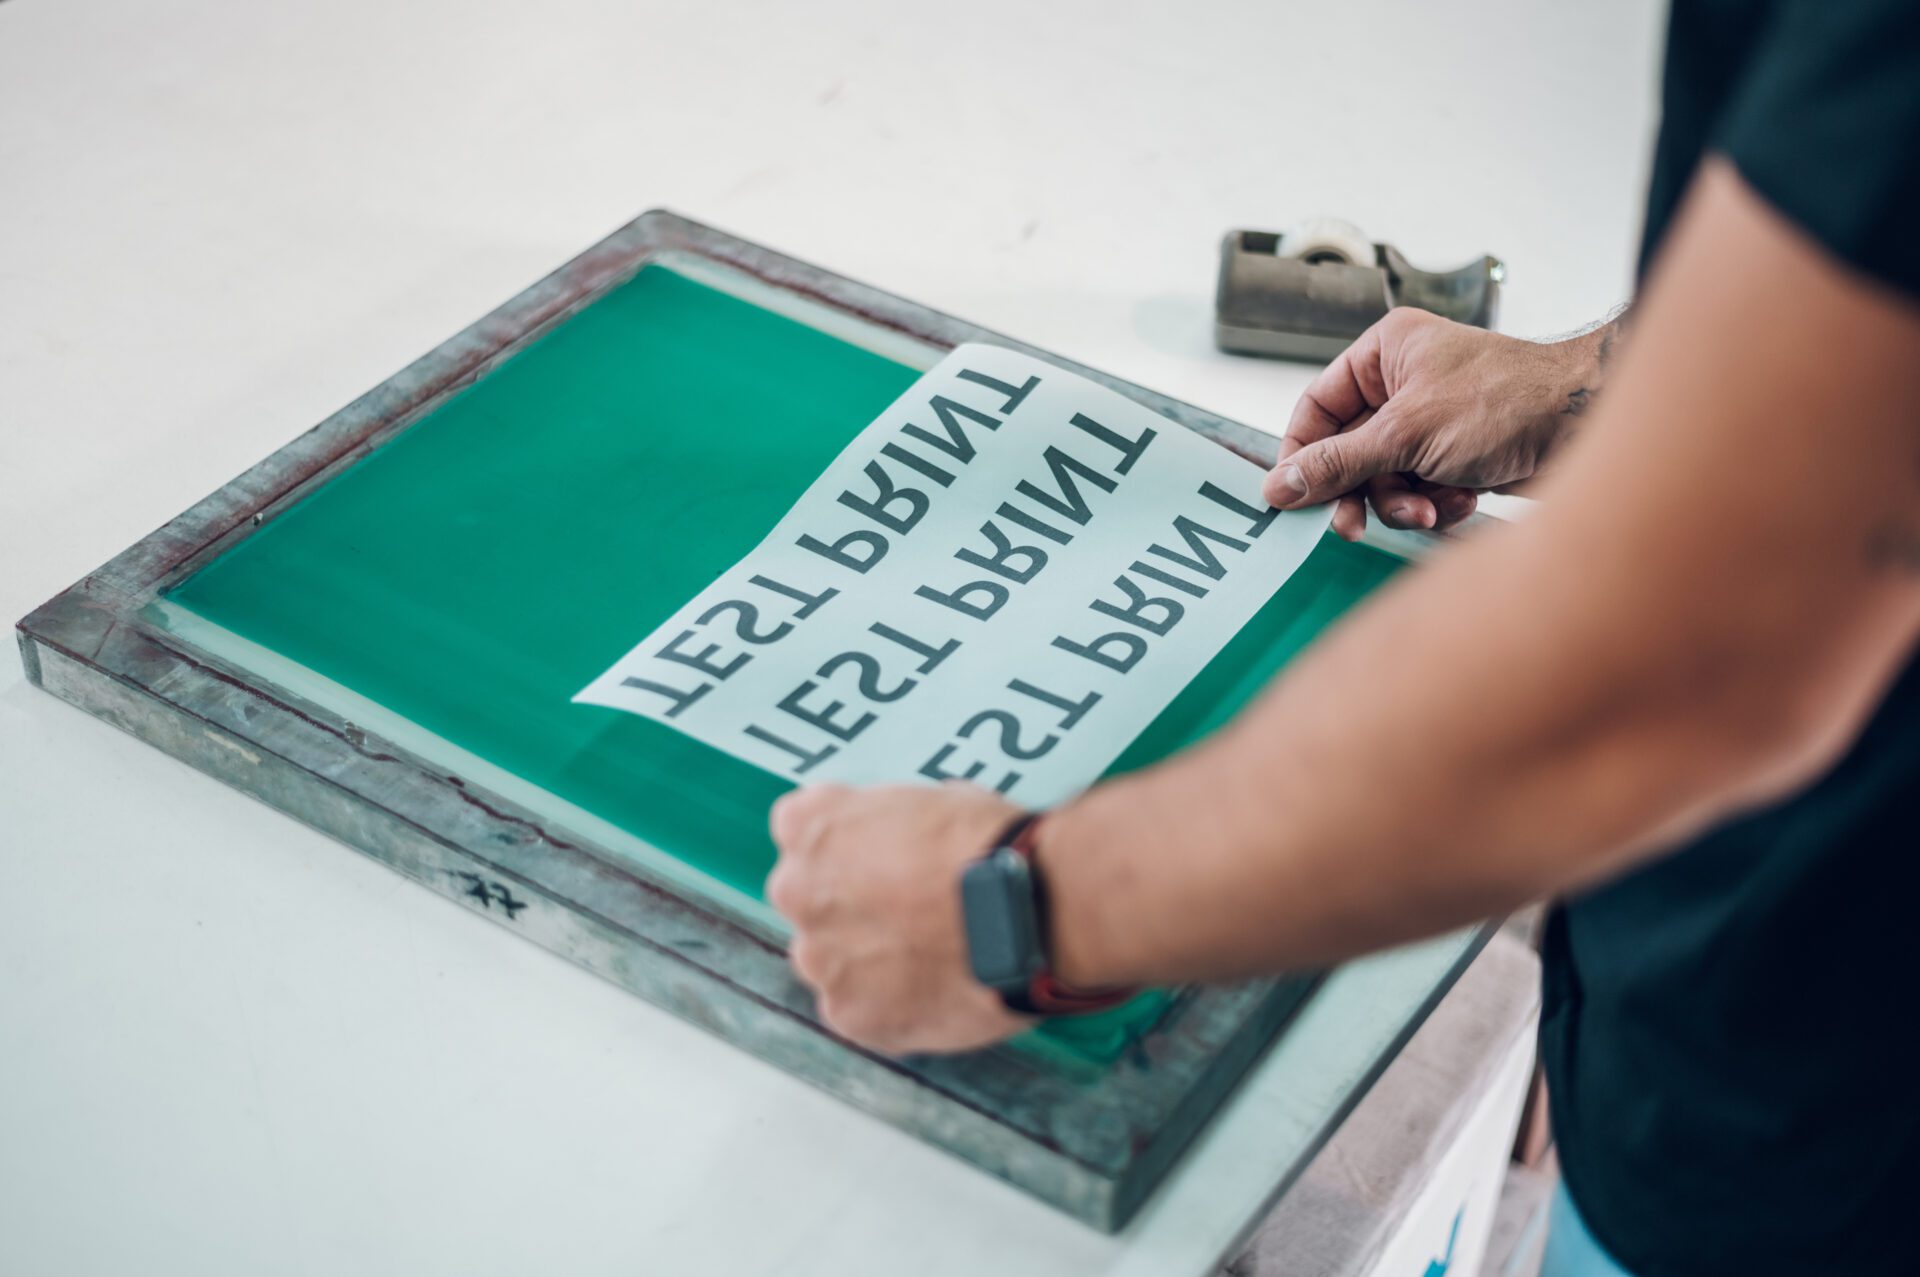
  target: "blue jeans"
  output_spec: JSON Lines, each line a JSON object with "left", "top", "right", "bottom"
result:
{"left": 1541, "top": 1181, "right": 1637, "bottom": 1277}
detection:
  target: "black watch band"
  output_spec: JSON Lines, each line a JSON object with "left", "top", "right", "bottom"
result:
{"left": 959, "top": 812, "right": 1135, "bottom": 1017}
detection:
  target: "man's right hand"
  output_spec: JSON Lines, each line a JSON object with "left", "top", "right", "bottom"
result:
{"left": 1263, "top": 307, "right": 1618, "bottom": 539}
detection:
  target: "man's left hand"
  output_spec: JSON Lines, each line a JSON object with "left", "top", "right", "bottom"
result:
{"left": 767, "top": 782, "right": 1031, "bottom": 1055}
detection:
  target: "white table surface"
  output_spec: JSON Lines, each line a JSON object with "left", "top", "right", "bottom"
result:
{"left": 0, "top": 2, "right": 1662, "bottom": 1273}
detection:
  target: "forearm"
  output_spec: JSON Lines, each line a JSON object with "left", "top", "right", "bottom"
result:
{"left": 1044, "top": 166, "right": 1920, "bottom": 989}
{"left": 1046, "top": 506, "right": 1764, "bottom": 986}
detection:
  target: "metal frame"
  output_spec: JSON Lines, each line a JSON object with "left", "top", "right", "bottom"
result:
{"left": 18, "top": 210, "right": 1329, "bottom": 1231}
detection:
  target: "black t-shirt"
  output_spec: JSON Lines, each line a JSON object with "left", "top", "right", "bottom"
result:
{"left": 1539, "top": 3, "right": 1920, "bottom": 1274}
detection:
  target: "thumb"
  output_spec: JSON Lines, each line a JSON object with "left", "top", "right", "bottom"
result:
{"left": 1264, "top": 416, "right": 1406, "bottom": 509}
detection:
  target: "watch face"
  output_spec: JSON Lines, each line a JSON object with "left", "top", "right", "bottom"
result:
{"left": 960, "top": 848, "right": 1042, "bottom": 992}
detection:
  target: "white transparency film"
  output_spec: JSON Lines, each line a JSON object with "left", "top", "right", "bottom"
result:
{"left": 576, "top": 344, "right": 1331, "bottom": 807}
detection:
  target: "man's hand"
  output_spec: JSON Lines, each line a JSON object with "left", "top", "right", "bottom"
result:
{"left": 767, "top": 782, "right": 1031, "bottom": 1055}
{"left": 1263, "top": 307, "right": 1617, "bottom": 540}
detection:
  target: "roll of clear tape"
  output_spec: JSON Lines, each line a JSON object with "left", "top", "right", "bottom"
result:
{"left": 1275, "top": 217, "right": 1377, "bottom": 267}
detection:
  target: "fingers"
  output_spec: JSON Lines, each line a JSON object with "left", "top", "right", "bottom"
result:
{"left": 1330, "top": 493, "right": 1365, "bottom": 541}
{"left": 1331, "top": 476, "right": 1477, "bottom": 541}
{"left": 767, "top": 783, "right": 852, "bottom": 924}
{"left": 769, "top": 782, "right": 848, "bottom": 852}
{"left": 763, "top": 857, "right": 808, "bottom": 923}
{"left": 1266, "top": 410, "right": 1411, "bottom": 509}
{"left": 787, "top": 934, "right": 826, "bottom": 989}
{"left": 1429, "top": 484, "right": 1478, "bottom": 530}
{"left": 1283, "top": 323, "right": 1388, "bottom": 450}
{"left": 1270, "top": 319, "right": 1399, "bottom": 510}
{"left": 1366, "top": 473, "right": 1437, "bottom": 531}
{"left": 821, "top": 981, "right": 1024, "bottom": 1057}
{"left": 1340, "top": 478, "right": 1478, "bottom": 539}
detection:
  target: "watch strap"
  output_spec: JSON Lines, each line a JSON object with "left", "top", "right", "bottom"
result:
{"left": 994, "top": 813, "right": 1136, "bottom": 1018}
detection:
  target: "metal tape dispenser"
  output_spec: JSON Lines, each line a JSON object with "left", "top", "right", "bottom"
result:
{"left": 1214, "top": 218, "right": 1504, "bottom": 362}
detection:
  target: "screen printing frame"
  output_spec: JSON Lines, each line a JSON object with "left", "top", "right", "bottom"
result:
{"left": 17, "top": 210, "right": 1428, "bottom": 1231}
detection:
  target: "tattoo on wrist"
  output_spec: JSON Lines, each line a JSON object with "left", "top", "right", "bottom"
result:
{"left": 1540, "top": 305, "right": 1627, "bottom": 423}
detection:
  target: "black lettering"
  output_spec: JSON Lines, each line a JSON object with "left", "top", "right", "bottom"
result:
{"left": 869, "top": 621, "right": 961, "bottom": 674}
{"left": 1090, "top": 574, "right": 1185, "bottom": 636}
{"left": 1198, "top": 480, "right": 1280, "bottom": 538}
{"left": 744, "top": 725, "right": 838, "bottom": 774}
{"left": 915, "top": 578, "right": 1009, "bottom": 621}
{"left": 1051, "top": 629, "right": 1148, "bottom": 673}
{"left": 1128, "top": 559, "right": 1210, "bottom": 598}
{"left": 919, "top": 742, "right": 1020, "bottom": 794}
{"left": 838, "top": 459, "right": 930, "bottom": 535}
{"left": 619, "top": 675, "right": 713, "bottom": 719}
{"left": 797, "top": 528, "right": 888, "bottom": 575}
{"left": 955, "top": 520, "right": 1048, "bottom": 584}
{"left": 1008, "top": 678, "right": 1101, "bottom": 729}
{"left": 657, "top": 628, "right": 751, "bottom": 677}
{"left": 957, "top": 707, "right": 1058, "bottom": 761}
{"left": 815, "top": 650, "right": 915, "bottom": 704}
{"left": 1069, "top": 411, "right": 1156, "bottom": 475}
{"left": 1015, "top": 445, "right": 1117, "bottom": 527}
{"left": 879, "top": 441, "right": 956, "bottom": 488}
{"left": 1148, "top": 515, "right": 1251, "bottom": 582}
{"left": 776, "top": 682, "right": 877, "bottom": 742}
{"left": 900, "top": 394, "right": 1001, "bottom": 465}
{"left": 997, "top": 500, "right": 1074, "bottom": 546}
{"left": 694, "top": 600, "right": 790, "bottom": 647}
{"left": 748, "top": 574, "right": 839, "bottom": 620}
{"left": 956, "top": 366, "right": 1040, "bottom": 414}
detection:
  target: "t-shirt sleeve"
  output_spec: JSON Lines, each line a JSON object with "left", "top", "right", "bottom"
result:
{"left": 1716, "top": 0, "right": 1920, "bottom": 300}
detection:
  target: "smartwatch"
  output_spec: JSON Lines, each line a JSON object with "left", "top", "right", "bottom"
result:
{"left": 959, "top": 812, "right": 1135, "bottom": 1017}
